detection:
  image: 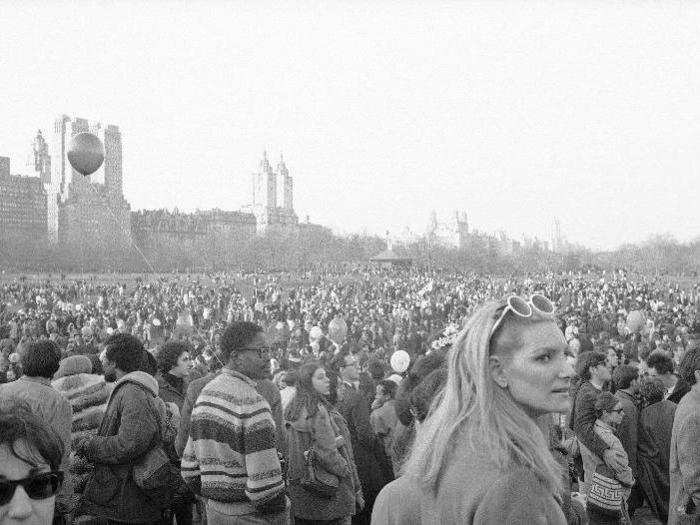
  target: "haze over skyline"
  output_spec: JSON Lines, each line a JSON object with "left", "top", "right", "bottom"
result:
{"left": 2, "top": 1, "right": 699, "bottom": 251}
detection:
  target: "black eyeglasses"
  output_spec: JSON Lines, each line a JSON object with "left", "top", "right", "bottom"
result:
{"left": 0, "top": 471, "right": 64, "bottom": 506}
{"left": 240, "top": 346, "right": 272, "bottom": 358}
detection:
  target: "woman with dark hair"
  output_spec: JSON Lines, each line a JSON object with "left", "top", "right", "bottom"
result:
{"left": 155, "top": 341, "right": 193, "bottom": 409}
{"left": 0, "top": 403, "right": 65, "bottom": 524}
{"left": 285, "top": 361, "right": 362, "bottom": 525}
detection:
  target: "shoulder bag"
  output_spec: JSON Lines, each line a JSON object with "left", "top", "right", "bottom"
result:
{"left": 132, "top": 388, "right": 182, "bottom": 509}
{"left": 586, "top": 464, "right": 623, "bottom": 519}
{"left": 300, "top": 410, "right": 340, "bottom": 499}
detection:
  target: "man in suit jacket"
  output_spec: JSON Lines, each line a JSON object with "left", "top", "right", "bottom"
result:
{"left": 334, "top": 352, "right": 391, "bottom": 525}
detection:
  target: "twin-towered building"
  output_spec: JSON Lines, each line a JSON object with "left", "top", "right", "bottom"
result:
{"left": 251, "top": 151, "right": 298, "bottom": 235}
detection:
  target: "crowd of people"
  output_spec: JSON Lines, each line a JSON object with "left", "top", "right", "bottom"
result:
{"left": 0, "top": 266, "right": 699, "bottom": 524}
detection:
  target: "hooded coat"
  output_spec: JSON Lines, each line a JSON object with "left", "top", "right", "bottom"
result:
{"left": 78, "top": 371, "right": 165, "bottom": 523}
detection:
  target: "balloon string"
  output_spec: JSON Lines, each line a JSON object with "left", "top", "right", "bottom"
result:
{"left": 84, "top": 182, "right": 220, "bottom": 356}
{"left": 86, "top": 183, "right": 156, "bottom": 273}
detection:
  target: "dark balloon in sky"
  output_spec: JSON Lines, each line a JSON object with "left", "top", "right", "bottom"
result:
{"left": 67, "top": 132, "right": 104, "bottom": 176}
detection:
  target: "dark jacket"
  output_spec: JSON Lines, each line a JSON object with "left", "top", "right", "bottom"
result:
{"left": 79, "top": 371, "right": 163, "bottom": 523}
{"left": 570, "top": 380, "right": 609, "bottom": 458}
{"left": 336, "top": 382, "right": 392, "bottom": 507}
{"left": 157, "top": 373, "right": 188, "bottom": 410}
{"left": 614, "top": 389, "right": 639, "bottom": 477}
{"left": 175, "top": 372, "right": 217, "bottom": 457}
{"left": 637, "top": 399, "right": 676, "bottom": 522}
{"left": 285, "top": 403, "right": 360, "bottom": 520}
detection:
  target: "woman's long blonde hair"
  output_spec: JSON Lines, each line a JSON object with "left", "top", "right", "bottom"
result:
{"left": 403, "top": 300, "right": 563, "bottom": 495}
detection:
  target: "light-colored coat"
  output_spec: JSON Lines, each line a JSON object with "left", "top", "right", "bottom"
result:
{"left": 668, "top": 386, "right": 700, "bottom": 525}
{"left": 373, "top": 433, "right": 567, "bottom": 525}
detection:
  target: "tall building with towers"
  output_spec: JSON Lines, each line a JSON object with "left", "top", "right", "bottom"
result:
{"left": 47, "top": 115, "right": 131, "bottom": 251}
{"left": 252, "top": 151, "right": 298, "bottom": 235}
{"left": 427, "top": 210, "right": 469, "bottom": 249}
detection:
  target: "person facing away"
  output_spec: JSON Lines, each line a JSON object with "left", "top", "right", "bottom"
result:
{"left": 181, "top": 321, "right": 288, "bottom": 525}
{"left": 668, "top": 346, "right": 700, "bottom": 525}
{"left": 0, "top": 339, "right": 73, "bottom": 522}
{"left": 636, "top": 377, "right": 676, "bottom": 523}
{"left": 374, "top": 295, "right": 573, "bottom": 524}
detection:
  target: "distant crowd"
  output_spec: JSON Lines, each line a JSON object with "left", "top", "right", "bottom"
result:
{"left": 0, "top": 267, "right": 699, "bottom": 524}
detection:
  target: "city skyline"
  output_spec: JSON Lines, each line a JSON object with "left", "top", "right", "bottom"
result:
{"left": 2, "top": 2, "right": 699, "bottom": 250}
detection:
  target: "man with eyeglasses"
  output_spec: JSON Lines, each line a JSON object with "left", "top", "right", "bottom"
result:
{"left": 182, "top": 321, "right": 288, "bottom": 524}
{"left": 335, "top": 351, "right": 391, "bottom": 525}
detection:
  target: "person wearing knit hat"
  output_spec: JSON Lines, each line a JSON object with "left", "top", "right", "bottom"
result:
{"left": 54, "top": 354, "right": 93, "bottom": 379}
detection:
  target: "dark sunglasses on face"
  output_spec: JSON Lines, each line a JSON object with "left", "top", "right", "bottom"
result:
{"left": 0, "top": 471, "right": 64, "bottom": 506}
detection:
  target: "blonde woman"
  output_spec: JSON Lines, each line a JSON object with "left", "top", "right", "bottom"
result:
{"left": 373, "top": 295, "right": 574, "bottom": 524}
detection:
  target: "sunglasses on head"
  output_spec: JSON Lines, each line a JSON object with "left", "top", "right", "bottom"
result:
{"left": 0, "top": 471, "right": 64, "bottom": 506}
{"left": 491, "top": 294, "right": 556, "bottom": 337}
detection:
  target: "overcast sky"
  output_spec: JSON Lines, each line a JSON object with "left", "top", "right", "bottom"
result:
{"left": 2, "top": 1, "right": 699, "bottom": 250}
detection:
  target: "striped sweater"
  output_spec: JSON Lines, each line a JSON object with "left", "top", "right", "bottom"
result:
{"left": 181, "top": 368, "right": 285, "bottom": 509}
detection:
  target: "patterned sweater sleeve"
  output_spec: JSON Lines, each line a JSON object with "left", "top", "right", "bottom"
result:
{"left": 180, "top": 434, "right": 201, "bottom": 494}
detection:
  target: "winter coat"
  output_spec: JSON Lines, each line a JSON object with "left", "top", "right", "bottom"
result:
{"left": 373, "top": 433, "right": 567, "bottom": 525}
{"left": 157, "top": 373, "right": 187, "bottom": 409}
{"left": 570, "top": 381, "right": 611, "bottom": 460}
{"left": 285, "top": 403, "right": 360, "bottom": 521}
{"left": 175, "top": 372, "right": 216, "bottom": 458}
{"left": 337, "top": 382, "right": 393, "bottom": 506}
{"left": 614, "top": 389, "right": 639, "bottom": 478}
{"left": 668, "top": 386, "right": 700, "bottom": 525}
{"left": 78, "top": 371, "right": 165, "bottom": 523}
{"left": 637, "top": 399, "right": 676, "bottom": 522}
{"left": 52, "top": 358, "right": 112, "bottom": 511}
